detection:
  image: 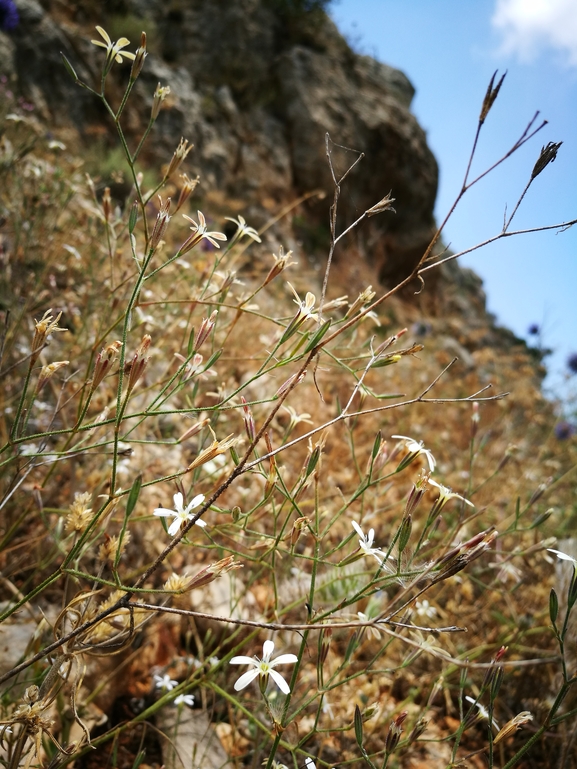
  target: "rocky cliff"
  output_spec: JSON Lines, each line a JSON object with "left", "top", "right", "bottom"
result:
{"left": 0, "top": 0, "right": 540, "bottom": 366}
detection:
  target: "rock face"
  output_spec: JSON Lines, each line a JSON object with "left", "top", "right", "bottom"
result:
{"left": 2, "top": 0, "right": 438, "bottom": 286}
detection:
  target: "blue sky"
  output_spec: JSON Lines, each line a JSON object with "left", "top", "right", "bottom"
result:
{"left": 331, "top": 0, "right": 577, "bottom": 398}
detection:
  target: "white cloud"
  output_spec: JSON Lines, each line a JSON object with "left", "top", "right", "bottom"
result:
{"left": 492, "top": 0, "right": 577, "bottom": 67}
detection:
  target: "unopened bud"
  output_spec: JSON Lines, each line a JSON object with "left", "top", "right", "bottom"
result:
{"left": 195, "top": 311, "right": 217, "bottom": 350}
{"left": 126, "top": 334, "right": 152, "bottom": 394}
{"left": 149, "top": 196, "right": 171, "bottom": 251}
{"left": 385, "top": 711, "right": 408, "bottom": 754}
{"left": 92, "top": 340, "right": 122, "bottom": 390}
{"left": 240, "top": 396, "right": 256, "bottom": 442}
{"left": 471, "top": 401, "right": 480, "bottom": 438}
{"left": 102, "top": 186, "right": 112, "bottom": 221}
{"left": 290, "top": 516, "right": 309, "bottom": 547}
{"left": 178, "top": 417, "right": 210, "bottom": 443}
{"left": 130, "top": 32, "right": 147, "bottom": 81}
{"left": 175, "top": 173, "right": 200, "bottom": 212}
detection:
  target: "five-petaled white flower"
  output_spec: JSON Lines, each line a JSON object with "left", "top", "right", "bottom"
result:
{"left": 91, "top": 26, "right": 136, "bottom": 64}
{"left": 428, "top": 478, "right": 474, "bottom": 507}
{"left": 392, "top": 434, "right": 436, "bottom": 472}
{"left": 174, "top": 693, "right": 195, "bottom": 707}
{"left": 182, "top": 211, "right": 228, "bottom": 249}
{"left": 154, "top": 492, "right": 206, "bottom": 536}
{"left": 230, "top": 640, "right": 298, "bottom": 694}
{"left": 154, "top": 673, "right": 177, "bottom": 691}
{"left": 351, "top": 520, "right": 384, "bottom": 564}
{"left": 225, "top": 215, "right": 262, "bottom": 243}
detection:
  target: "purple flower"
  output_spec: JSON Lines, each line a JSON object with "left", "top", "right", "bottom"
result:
{"left": 0, "top": 0, "right": 19, "bottom": 31}
{"left": 527, "top": 324, "right": 539, "bottom": 336}
{"left": 554, "top": 421, "right": 575, "bottom": 441}
{"left": 567, "top": 353, "right": 577, "bottom": 375}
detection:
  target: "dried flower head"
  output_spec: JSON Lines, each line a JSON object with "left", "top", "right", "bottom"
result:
{"left": 531, "top": 141, "right": 562, "bottom": 180}
{"left": 65, "top": 492, "right": 93, "bottom": 534}
{"left": 493, "top": 711, "right": 533, "bottom": 745}
{"left": 175, "top": 173, "right": 200, "bottom": 212}
{"left": 37, "top": 360, "right": 69, "bottom": 391}
{"left": 264, "top": 247, "right": 297, "bottom": 286}
{"left": 479, "top": 70, "right": 506, "bottom": 124}
{"left": 31, "top": 310, "right": 67, "bottom": 364}
{"left": 167, "top": 137, "right": 193, "bottom": 178}
{"left": 151, "top": 83, "right": 171, "bottom": 120}
{"left": 366, "top": 191, "right": 396, "bottom": 217}
{"left": 187, "top": 433, "right": 238, "bottom": 472}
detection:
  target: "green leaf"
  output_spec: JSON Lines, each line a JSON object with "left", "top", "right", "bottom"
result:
{"left": 371, "top": 431, "right": 382, "bottom": 459}
{"left": 549, "top": 588, "right": 559, "bottom": 625}
{"left": 304, "top": 318, "right": 331, "bottom": 353}
{"left": 60, "top": 52, "right": 78, "bottom": 82}
{"left": 125, "top": 474, "right": 142, "bottom": 519}
{"left": 354, "top": 704, "right": 364, "bottom": 746}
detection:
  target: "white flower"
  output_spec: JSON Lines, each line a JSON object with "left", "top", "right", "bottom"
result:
{"left": 91, "top": 26, "right": 136, "bottom": 64}
{"left": 465, "top": 695, "right": 499, "bottom": 729}
{"left": 154, "top": 673, "right": 177, "bottom": 692}
{"left": 351, "top": 520, "right": 384, "bottom": 564}
{"left": 392, "top": 434, "right": 436, "bottom": 472}
{"left": 154, "top": 492, "right": 206, "bottom": 536}
{"left": 547, "top": 548, "right": 577, "bottom": 563}
{"left": 357, "top": 611, "right": 382, "bottom": 640}
{"left": 182, "top": 211, "right": 228, "bottom": 249}
{"left": 428, "top": 478, "right": 474, "bottom": 507}
{"left": 287, "top": 282, "right": 319, "bottom": 323}
{"left": 415, "top": 600, "right": 437, "bottom": 620}
{"left": 229, "top": 640, "right": 298, "bottom": 694}
{"left": 174, "top": 693, "right": 195, "bottom": 707}
{"left": 305, "top": 760, "right": 316, "bottom": 769}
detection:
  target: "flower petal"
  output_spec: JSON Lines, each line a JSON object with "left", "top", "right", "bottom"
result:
{"left": 262, "top": 639, "right": 275, "bottom": 660}
{"left": 234, "top": 668, "right": 260, "bottom": 691}
{"left": 95, "top": 26, "right": 111, "bottom": 44}
{"left": 548, "top": 548, "right": 577, "bottom": 563}
{"left": 351, "top": 520, "right": 364, "bottom": 539}
{"left": 188, "top": 493, "right": 205, "bottom": 509}
{"left": 153, "top": 508, "right": 173, "bottom": 517}
{"left": 168, "top": 518, "right": 182, "bottom": 536}
{"left": 173, "top": 491, "right": 184, "bottom": 510}
{"left": 269, "top": 668, "right": 291, "bottom": 694}
{"left": 229, "top": 656, "right": 256, "bottom": 665}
